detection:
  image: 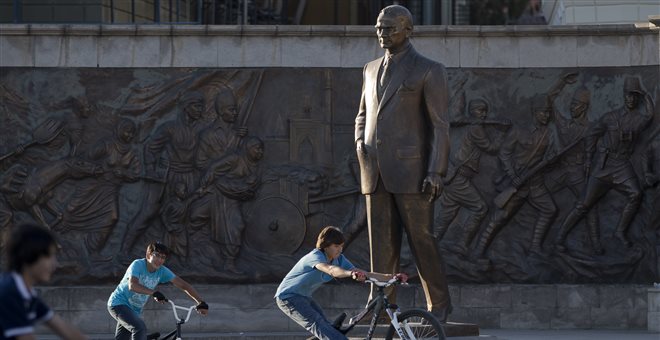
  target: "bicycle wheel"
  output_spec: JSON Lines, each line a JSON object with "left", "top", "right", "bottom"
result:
{"left": 385, "top": 309, "right": 446, "bottom": 340}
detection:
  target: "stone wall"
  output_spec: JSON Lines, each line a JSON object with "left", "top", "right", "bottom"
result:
{"left": 35, "top": 284, "right": 650, "bottom": 334}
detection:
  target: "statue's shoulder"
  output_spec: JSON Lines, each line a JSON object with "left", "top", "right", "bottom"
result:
{"left": 411, "top": 50, "right": 446, "bottom": 71}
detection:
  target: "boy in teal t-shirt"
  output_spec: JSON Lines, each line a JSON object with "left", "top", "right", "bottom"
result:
{"left": 107, "top": 242, "right": 208, "bottom": 340}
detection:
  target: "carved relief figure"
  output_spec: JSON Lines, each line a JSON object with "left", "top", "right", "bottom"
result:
{"left": 642, "top": 131, "right": 660, "bottom": 231}
{"left": 354, "top": 5, "right": 452, "bottom": 321}
{"left": 555, "top": 77, "right": 654, "bottom": 250}
{"left": 160, "top": 181, "right": 193, "bottom": 261}
{"left": 435, "top": 97, "right": 510, "bottom": 254}
{"left": 191, "top": 137, "right": 264, "bottom": 274}
{"left": 122, "top": 91, "right": 205, "bottom": 253}
{"left": 61, "top": 118, "right": 141, "bottom": 254}
{"left": 196, "top": 86, "right": 247, "bottom": 170}
{"left": 473, "top": 94, "right": 560, "bottom": 259}
{"left": 543, "top": 74, "right": 603, "bottom": 254}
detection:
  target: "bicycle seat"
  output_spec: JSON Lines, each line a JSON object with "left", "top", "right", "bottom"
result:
{"left": 147, "top": 332, "right": 160, "bottom": 340}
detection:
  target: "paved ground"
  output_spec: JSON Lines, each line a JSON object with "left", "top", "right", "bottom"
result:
{"left": 40, "top": 329, "right": 659, "bottom": 339}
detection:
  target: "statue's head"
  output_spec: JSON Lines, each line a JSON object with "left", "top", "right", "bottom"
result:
{"left": 623, "top": 77, "right": 643, "bottom": 110}
{"left": 244, "top": 136, "right": 264, "bottom": 162}
{"left": 530, "top": 94, "right": 550, "bottom": 126}
{"left": 468, "top": 99, "right": 489, "bottom": 120}
{"left": 116, "top": 118, "right": 137, "bottom": 144}
{"left": 376, "top": 5, "right": 413, "bottom": 52}
{"left": 570, "top": 87, "right": 590, "bottom": 119}
{"left": 214, "top": 85, "right": 238, "bottom": 124}
{"left": 178, "top": 91, "right": 205, "bottom": 121}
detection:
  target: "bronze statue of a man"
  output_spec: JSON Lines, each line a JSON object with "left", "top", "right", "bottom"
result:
{"left": 354, "top": 5, "right": 452, "bottom": 321}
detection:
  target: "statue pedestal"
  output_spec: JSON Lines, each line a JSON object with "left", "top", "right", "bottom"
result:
{"left": 443, "top": 322, "right": 480, "bottom": 337}
{"left": 649, "top": 286, "right": 660, "bottom": 332}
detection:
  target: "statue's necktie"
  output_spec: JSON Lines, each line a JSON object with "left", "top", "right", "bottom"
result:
{"left": 380, "top": 56, "right": 393, "bottom": 88}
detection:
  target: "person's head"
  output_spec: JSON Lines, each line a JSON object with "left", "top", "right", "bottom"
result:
{"left": 178, "top": 91, "right": 205, "bottom": 121}
{"left": 530, "top": 94, "right": 550, "bottom": 126}
{"left": 173, "top": 181, "right": 187, "bottom": 199}
{"left": 6, "top": 224, "right": 58, "bottom": 283}
{"left": 569, "top": 87, "right": 590, "bottom": 119}
{"left": 214, "top": 86, "right": 239, "bottom": 124}
{"left": 244, "top": 136, "right": 265, "bottom": 162}
{"left": 145, "top": 242, "right": 170, "bottom": 269}
{"left": 468, "top": 99, "right": 489, "bottom": 120}
{"left": 376, "top": 5, "right": 413, "bottom": 53}
{"left": 116, "top": 118, "right": 137, "bottom": 144}
{"left": 316, "top": 226, "right": 345, "bottom": 260}
{"left": 623, "top": 77, "right": 643, "bottom": 110}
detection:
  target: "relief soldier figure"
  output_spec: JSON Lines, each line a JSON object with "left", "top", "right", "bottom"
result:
{"left": 122, "top": 91, "right": 205, "bottom": 253}
{"left": 435, "top": 97, "right": 510, "bottom": 255}
{"left": 191, "top": 137, "right": 265, "bottom": 274}
{"left": 542, "top": 74, "right": 604, "bottom": 254}
{"left": 555, "top": 77, "right": 654, "bottom": 250}
{"left": 61, "top": 118, "right": 141, "bottom": 255}
{"left": 642, "top": 130, "right": 660, "bottom": 231}
{"left": 473, "top": 95, "right": 560, "bottom": 259}
{"left": 354, "top": 5, "right": 452, "bottom": 321}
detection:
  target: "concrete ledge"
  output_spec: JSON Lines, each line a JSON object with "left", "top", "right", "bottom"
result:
{"left": 33, "top": 284, "right": 650, "bottom": 335}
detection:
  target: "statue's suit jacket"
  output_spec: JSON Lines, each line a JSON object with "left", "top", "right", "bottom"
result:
{"left": 355, "top": 46, "right": 450, "bottom": 194}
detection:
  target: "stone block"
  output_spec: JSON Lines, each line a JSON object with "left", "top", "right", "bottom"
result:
{"left": 460, "top": 285, "right": 512, "bottom": 308}
{"left": 172, "top": 36, "right": 218, "bottom": 67}
{"left": 0, "top": 36, "right": 33, "bottom": 66}
{"left": 65, "top": 35, "right": 98, "bottom": 67}
{"left": 414, "top": 36, "right": 461, "bottom": 68}
{"left": 628, "top": 304, "right": 647, "bottom": 329}
{"left": 281, "top": 36, "right": 341, "bottom": 67}
{"left": 577, "top": 35, "right": 631, "bottom": 67}
{"left": 242, "top": 36, "right": 280, "bottom": 67}
{"left": 450, "top": 307, "right": 501, "bottom": 328}
{"left": 197, "top": 308, "right": 291, "bottom": 332}
{"left": 550, "top": 308, "right": 592, "bottom": 329}
{"left": 511, "top": 285, "right": 556, "bottom": 311}
{"left": 591, "top": 307, "right": 629, "bottom": 329}
{"left": 457, "top": 37, "right": 479, "bottom": 68}
{"left": 500, "top": 309, "right": 552, "bottom": 329}
{"left": 649, "top": 311, "right": 660, "bottom": 332}
{"left": 64, "top": 309, "right": 115, "bottom": 333}
{"left": 631, "top": 34, "right": 660, "bottom": 66}
{"left": 34, "top": 36, "right": 64, "bottom": 67}
{"left": 38, "top": 286, "right": 70, "bottom": 310}
{"left": 598, "top": 285, "right": 634, "bottom": 310}
{"left": 596, "top": 5, "right": 640, "bottom": 23}
{"left": 648, "top": 288, "right": 660, "bottom": 312}
{"left": 68, "top": 286, "right": 114, "bottom": 311}
{"left": 557, "top": 285, "right": 599, "bottom": 309}
{"left": 340, "top": 36, "right": 380, "bottom": 68}
{"left": 98, "top": 36, "right": 134, "bottom": 67}
{"left": 475, "top": 37, "right": 520, "bottom": 68}
{"left": 518, "top": 36, "right": 578, "bottom": 68}
{"left": 573, "top": 5, "right": 596, "bottom": 24}
{"left": 131, "top": 36, "right": 168, "bottom": 67}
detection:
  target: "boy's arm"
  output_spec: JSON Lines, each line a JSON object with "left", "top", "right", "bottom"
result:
{"left": 171, "top": 276, "right": 208, "bottom": 315}
{"left": 314, "top": 263, "right": 353, "bottom": 278}
{"left": 44, "top": 314, "right": 88, "bottom": 340}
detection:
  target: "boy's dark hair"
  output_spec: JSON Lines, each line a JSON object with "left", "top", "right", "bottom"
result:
{"left": 6, "top": 224, "right": 57, "bottom": 272}
{"left": 146, "top": 242, "right": 170, "bottom": 257}
{"left": 316, "top": 226, "right": 345, "bottom": 250}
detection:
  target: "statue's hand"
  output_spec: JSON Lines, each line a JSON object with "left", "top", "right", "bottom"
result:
{"left": 235, "top": 127, "right": 248, "bottom": 137}
{"left": 356, "top": 139, "right": 367, "bottom": 155}
{"left": 563, "top": 72, "right": 579, "bottom": 84}
{"left": 421, "top": 173, "right": 444, "bottom": 202}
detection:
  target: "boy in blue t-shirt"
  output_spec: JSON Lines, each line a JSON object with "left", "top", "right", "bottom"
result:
{"left": 107, "top": 242, "right": 208, "bottom": 340}
{"left": 0, "top": 224, "right": 87, "bottom": 339}
{"left": 275, "top": 226, "right": 407, "bottom": 340}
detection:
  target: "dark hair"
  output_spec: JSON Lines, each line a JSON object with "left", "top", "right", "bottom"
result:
{"left": 6, "top": 224, "right": 57, "bottom": 272}
{"left": 316, "top": 226, "right": 345, "bottom": 249}
{"left": 146, "top": 242, "right": 170, "bottom": 257}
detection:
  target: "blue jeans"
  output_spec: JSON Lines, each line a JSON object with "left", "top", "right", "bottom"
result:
{"left": 276, "top": 296, "right": 347, "bottom": 340}
{"left": 107, "top": 305, "right": 147, "bottom": 340}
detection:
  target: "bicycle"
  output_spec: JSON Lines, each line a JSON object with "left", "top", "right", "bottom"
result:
{"left": 146, "top": 300, "right": 198, "bottom": 340}
{"left": 331, "top": 276, "right": 446, "bottom": 340}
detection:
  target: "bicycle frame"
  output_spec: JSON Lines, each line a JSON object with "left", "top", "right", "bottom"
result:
{"left": 339, "top": 277, "right": 412, "bottom": 340}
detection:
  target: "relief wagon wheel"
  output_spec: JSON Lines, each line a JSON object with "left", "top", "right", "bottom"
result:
{"left": 244, "top": 196, "right": 306, "bottom": 255}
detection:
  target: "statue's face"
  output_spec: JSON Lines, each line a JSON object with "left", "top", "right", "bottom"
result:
{"left": 534, "top": 108, "right": 550, "bottom": 125}
{"left": 375, "top": 14, "right": 409, "bottom": 52}
{"left": 219, "top": 104, "right": 238, "bottom": 123}
{"left": 624, "top": 92, "right": 640, "bottom": 110}
{"left": 470, "top": 106, "right": 488, "bottom": 120}
{"left": 569, "top": 99, "right": 587, "bottom": 119}
{"left": 185, "top": 100, "right": 204, "bottom": 120}
{"left": 247, "top": 142, "right": 264, "bottom": 161}
{"left": 118, "top": 124, "right": 136, "bottom": 144}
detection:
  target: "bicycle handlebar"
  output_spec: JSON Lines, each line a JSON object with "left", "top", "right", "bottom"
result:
{"left": 166, "top": 300, "right": 197, "bottom": 323}
{"left": 365, "top": 276, "right": 407, "bottom": 287}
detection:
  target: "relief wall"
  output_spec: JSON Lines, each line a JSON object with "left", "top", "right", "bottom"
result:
{"left": 0, "top": 67, "right": 658, "bottom": 284}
